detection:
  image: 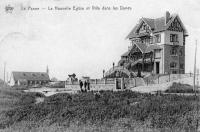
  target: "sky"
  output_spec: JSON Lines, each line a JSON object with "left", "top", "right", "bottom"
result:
{"left": 0, "top": 0, "right": 200, "bottom": 80}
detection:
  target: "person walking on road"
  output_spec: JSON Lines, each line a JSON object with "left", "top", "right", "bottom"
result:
{"left": 84, "top": 81, "right": 87, "bottom": 92}
{"left": 87, "top": 80, "right": 90, "bottom": 91}
{"left": 79, "top": 80, "right": 83, "bottom": 92}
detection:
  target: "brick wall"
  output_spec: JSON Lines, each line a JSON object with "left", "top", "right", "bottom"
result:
{"left": 163, "top": 44, "right": 185, "bottom": 74}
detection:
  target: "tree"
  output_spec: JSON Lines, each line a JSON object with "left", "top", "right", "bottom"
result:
{"left": 51, "top": 77, "right": 58, "bottom": 82}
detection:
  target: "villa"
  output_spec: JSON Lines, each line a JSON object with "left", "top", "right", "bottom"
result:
{"left": 105, "top": 11, "right": 188, "bottom": 78}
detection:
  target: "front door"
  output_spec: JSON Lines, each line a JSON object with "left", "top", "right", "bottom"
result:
{"left": 116, "top": 78, "right": 121, "bottom": 89}
{"left": 156, "top": 62, "right": 159, "bottom": 74}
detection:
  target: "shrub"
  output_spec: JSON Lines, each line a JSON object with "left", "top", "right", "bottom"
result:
{"left": 165, "top": 82, "right": 199, "bottom": 93}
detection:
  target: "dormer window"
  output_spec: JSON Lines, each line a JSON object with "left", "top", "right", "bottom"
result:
{"left": 143, "top": 25, "right": 146, "bottom": 30}
{"left": 155, "top": 34, "right": 161, "bottom": 43}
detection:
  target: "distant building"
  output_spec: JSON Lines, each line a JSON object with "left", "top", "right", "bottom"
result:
{"left": 105, "top": 11, "right": 188, "bottom": 78}
{"left": 9, "top": 71, "right": 50, "bottom": 86}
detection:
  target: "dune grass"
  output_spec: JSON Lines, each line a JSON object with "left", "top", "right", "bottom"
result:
{"left": 0, "top": 86, "right": 199, "bottom": 131}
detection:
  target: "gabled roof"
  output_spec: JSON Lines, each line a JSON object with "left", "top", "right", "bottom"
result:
{"left": 12, "top": 71, "right": 50, "bottom": 81}
{"left": 134, "top": 42, "right": 148, "bottom": 53}
{"left": 131, "top": 42, "right": 162, "bottom": 53}
{"left": 121, "top": 51, "right": 130, "bottom": 57}
{"left": 126, "top": 12, "right": 188, "bottom": 39}
{"left": 126, "top": 24, "right": 139, "bottom": 39}
{"left": 142, "top": 18, "right": 155, "bottom": 30}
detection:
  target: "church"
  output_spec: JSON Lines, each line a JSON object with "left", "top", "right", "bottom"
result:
{"left": 105, "top": 11, "right": 188, "bottom": 78}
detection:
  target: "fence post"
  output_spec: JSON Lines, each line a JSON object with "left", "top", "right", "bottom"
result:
{"left": 158, "top": 75, "right": 159, "bottom": 84}
{"left": 104, "top": 78, "right": 106, "bottom": 85}
{"left": 169, "top": 73, "right": 170, "bottom": 82}
{"left": 95, "top": 79, "right": 97, "bottom": 84}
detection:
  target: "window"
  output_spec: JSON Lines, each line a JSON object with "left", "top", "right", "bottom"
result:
{"left": 150, "top": 37, "right": 153, "bottom": 44}
{"left": 143, "top": 25, "right": 146, "bottom": 30}
{"left": 155, "top": 34, "right": 161, "bottom": 43}
{"left": 179, "top": 50, "right": 183, "bottom": 56}
{"left": 172, "top": 71, "right": 177, "bottom": 74}
{"left": 170, "top": 62, "right": 177, "bottom": 68}
{"left": 170, "top": 48, "right": 177, "bottom": 56}
{"left": 155, "top": 50, "right": 161, "bottom": 58}
{"left": 170, "top": 34, "right": 178, "bottom": 42}
{"left": 180, "top": 64, "right": 184, "bottom": 69}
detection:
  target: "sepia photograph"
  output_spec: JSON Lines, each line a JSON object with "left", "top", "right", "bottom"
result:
{"left": 0, "top": 0, "right": 200, "bottom": 131}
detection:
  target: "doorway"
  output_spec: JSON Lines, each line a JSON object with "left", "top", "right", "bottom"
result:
{"left": 156, "top": 62, "right": 160, "bottom": 74}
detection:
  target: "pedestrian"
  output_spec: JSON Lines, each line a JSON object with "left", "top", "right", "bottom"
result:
{"left": 87, "top": 80, "right": 90, "bottom": 91}
{"left": 79, "top": 80, "right": 83, "bottom": 92}
{"left": 84, "top": 81, "right": 87, "bottom": 92}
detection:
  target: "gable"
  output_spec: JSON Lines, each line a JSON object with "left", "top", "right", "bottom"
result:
{"left": 129, "top": 45, "right": 141, "bottom": 55}
{"left": 167, "top": 17, "right": 183, "bottom": 32}
{"left": 137, "top": 21, "right": 151, "bottom": 34}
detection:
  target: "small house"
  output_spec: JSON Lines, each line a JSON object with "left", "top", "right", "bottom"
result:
{"left": 9, "top": 71, "right": 50, "bottom": 86}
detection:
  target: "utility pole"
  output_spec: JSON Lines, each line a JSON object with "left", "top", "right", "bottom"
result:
{"left": 194, "top": 40, "right": 198, "bottom": 132}
{"left": 7, "top": 72, "right": 8, "bottom": 83}
{"left": 3, "top": 62, "right": 6, "bottom": 84}
{"left": 194, "top": 40, "right": 197, "bottom": 96}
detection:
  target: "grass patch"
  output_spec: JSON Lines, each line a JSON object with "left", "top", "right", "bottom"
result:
{"left": 0, "top": 90, "right": 199, "bottom": 131}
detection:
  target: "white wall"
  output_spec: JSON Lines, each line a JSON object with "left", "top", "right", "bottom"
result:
{"left": 153, "top": 32, "right": 165, "bottom": 45}
{"left": 9, "top": 74, "right": 15, "bottom": 86}
{"left": 164, "top": 31, "right": 184, "bottom": 46}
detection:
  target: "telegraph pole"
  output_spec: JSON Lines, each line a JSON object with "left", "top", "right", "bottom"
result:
{"left": 194, "top": 40, "right": 197, "bottom": 96}
{"left": 3, "top": 62, "right": 6, "bottom": 85}
{"left": 194, "top": 40, "right": 199, "bottom": 132}
{"left": 7, "top": 72, "right": 8, "bottom": 83}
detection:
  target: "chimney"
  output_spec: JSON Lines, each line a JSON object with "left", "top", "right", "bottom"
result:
{"left": 165, "top": 11, "right": 170, "bottom": 24}
{"left": 46, "top": 65, "right": 49, "bottom": 75}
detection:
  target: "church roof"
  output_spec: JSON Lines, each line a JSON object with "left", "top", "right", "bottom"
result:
{"left": 12, "top": 71, "right": 50, "bottom": 81}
